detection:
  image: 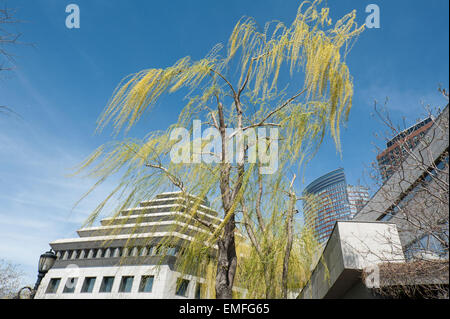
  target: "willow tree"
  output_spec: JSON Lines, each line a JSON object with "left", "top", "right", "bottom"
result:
{"left": 235, "top": 170, "right": 323, "bottom": 298}
{"left": 76, "top": 0, "right": 364, "bottom": 298}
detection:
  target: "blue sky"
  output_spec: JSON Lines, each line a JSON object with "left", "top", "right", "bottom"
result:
{"left": 0, "top": 0, "right": 448, "bottom": 285}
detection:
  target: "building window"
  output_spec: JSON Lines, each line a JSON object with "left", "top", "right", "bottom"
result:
{"left": 130, "top": 247, "right": 138, "bottom": 257}
{"left": 175, "top": 279, "right": 189, "bottom": 297}
{"left": 119, "top": 276, "right": 134, "bottom": 293}
{"left": 167, "top": 246, "right": 177, "bottom": 256}
{"left": 405, "top": 233, "right": 449, "bottom": 260}
{"left": 195, "top": 283, "right": 203, "bottom": 299}
{"left": 81, "top": 277, "right": 96, "bottom": 293}
{"left": 139, "top": 276, "right": 154, "bottom": 293}
{"left": 103, "top": 248, "right": 111, "bottom": 258}
{"left": 113, "top": 247, "right": 122, "bottom": 258}
{"left": 99, "top": 249, "right": 108, "bottom": 258}
{"left": 87, "top": 249, "right": 97, "bottom": 259}
{"left": 46, "top": 278, "right": 61, "bottom": 294}
{"left": 99, "top": 277, "right": 115, "bottom": 293}
{"left": 380, "top": 212, "right": 393, "bottom": 221}
{"left": 147, "top": 246, "right": 156, "bottom": 256}
{"left": 137, "top": 246, "right": 146, "bottom": 256}
{"left": 63, "top": 278, "right": 78, "bottom": 293}
{"left": 79, "top": 249, "right": 86, "bottom": 259}
{"left": 154, "top": 246, "right": 163, "bottom": 255}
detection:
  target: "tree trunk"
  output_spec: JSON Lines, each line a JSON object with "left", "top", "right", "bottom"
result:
{"left": 214, "top": 95, "right": 242, "bottom": 299}
{"left": 215, "top": 216, "right": 237, "bottom": 298}
{"left": 264, "top": 260, "right": 276, "bottom": 298}
{"left": 282, "top": 192, "right": 296, "bottom": 299}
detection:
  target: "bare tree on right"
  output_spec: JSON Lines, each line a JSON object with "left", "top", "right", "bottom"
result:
{"left": 359, "top": 91, "right": 449, "bottom": 298}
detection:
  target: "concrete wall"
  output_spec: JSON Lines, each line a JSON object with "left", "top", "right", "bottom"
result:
{"left": 298, "top": 221, "right": 405, "bottom": 299}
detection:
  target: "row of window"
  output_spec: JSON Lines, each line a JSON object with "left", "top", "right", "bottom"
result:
{"left": 379, "top": 130, "right": 431, "bottom": 179}
{"left": 46, "top": 275, "right": 154, "bottom": 294}
{"left": 46, "top": 275, "right": 202, "bottom": 298}
{"left": 405, "top": 233, "right": 449, "bottom": 260}
{"left": 142, "top": 195, "right": 209, "bottom": 207}
{"left": 379, "top": 155, "right": 449, "bottom": 222}
{"left": 124, "top": 203, "right": 216, "bottom": 217}
{"left": 56, "top": 245, "right": 179, "bottom": 261}
{"left": 317, "top": 214, "right": 349, "bottom": 228}
{"left": 386, "top": 118, "right": 431, "bottom": 148}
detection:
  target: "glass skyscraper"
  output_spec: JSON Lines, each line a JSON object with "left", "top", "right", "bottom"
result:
{"left": 377, "top": 117, "right": 433, "bottom": 181}
{"left": 302, "top": 168, "right": 369, "bottom": 243}
{"left": 347, "top": 185, "right": 370, "bottom": 219}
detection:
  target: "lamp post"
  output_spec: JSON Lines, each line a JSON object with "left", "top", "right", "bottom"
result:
{"left": 17, "top": 249, "right": 57, "bottom": 299}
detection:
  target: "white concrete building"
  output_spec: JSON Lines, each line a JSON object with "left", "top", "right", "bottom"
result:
{"left": 354, "top": 105, "right": 449, "bottom": 259}
{"left": 298, "top": 221, "right": 405, "bottom": 299}
{"left": 299, "top": 105, "right": 449, "bottom": 299}
{"left": 35, "top": 192, "right": 221, "bottom": 299}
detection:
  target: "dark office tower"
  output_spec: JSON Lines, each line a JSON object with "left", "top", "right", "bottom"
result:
{"left": 302, "top": 168, "right": 369, "bottom": 244}
{"left": 377, "top": 117, "right": 434, "bottom": 181}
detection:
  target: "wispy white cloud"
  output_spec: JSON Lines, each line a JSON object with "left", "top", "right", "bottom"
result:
{"left": 0, "top": 121, "right": 118, "bottom": 285}
{"left": 358, "top": 83, "right": 446, "bottom": 118}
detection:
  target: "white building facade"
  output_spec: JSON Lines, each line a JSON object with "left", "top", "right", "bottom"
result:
{"left": 35, "top": 192, "right": 221, "bottom": 299}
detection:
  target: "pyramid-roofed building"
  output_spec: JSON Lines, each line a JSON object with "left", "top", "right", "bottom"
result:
{"left": 35, "top": 192, "right": 222, "bottom": 299}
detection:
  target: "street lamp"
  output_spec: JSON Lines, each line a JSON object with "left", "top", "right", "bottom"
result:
{"left": 31, "top": 249, "right": 57, "bottom": 298}
{"left": 37, "top": 249, "right": 57, "bottom": 275}
{"left": 18, "top": 249, "right": 57, "bottom": 299}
